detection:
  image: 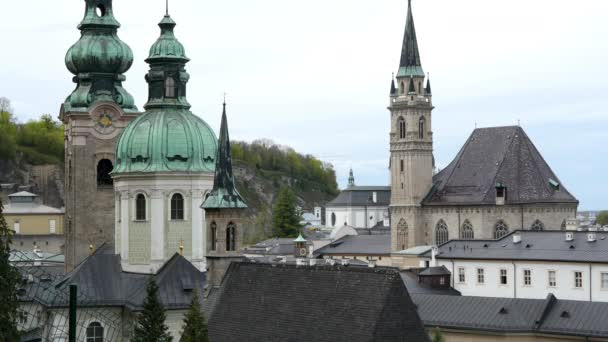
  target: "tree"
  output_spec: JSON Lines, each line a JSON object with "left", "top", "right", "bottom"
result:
{"left": 0, "top": 198, "right": 21, "bottom": 341}
{"left": 272, "top": 187, "right": 302, "bottom": 238}
{"left": 430, "top": 327, "right": 445, "bottom": 342}
{"left": 180, "top": 290, "right": 209, "bottom": 342}
{"left": 132, "top": 277, "right": 173, "bottom": 342}
{"left": 597, "top": 211, "right": 608, "bottom": 226}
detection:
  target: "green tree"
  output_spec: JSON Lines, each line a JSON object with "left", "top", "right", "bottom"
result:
{"left": 430, "top": 327, "right": 445, "bottom": 342}
{"left": 272, "top": 187, "right": 302, "bottom": 238}
{"left": 133, "top": 278, "right": 173, "bottom": 342}
{"left": 0, "top": 198, "right": 21, "bottom": 341}
{"left": 180, "top": 290, "right": 209, "bottom": 342}
{"left": 0, "top": 104, "right": 17, "bottom": 160}
{"left": 597, "top": 211, "right": 608, "bottom": 226}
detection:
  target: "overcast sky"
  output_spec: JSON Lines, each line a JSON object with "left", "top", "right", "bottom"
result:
{"left": 1, "top": 0, "right": 606, "bottom": 210}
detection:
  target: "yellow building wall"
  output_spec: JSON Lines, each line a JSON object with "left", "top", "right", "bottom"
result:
{"left": 436, "top": 329, "right": 607, "bottom": 342}
{"left": 5, "top": 214, "right": 64, "bottom": 235}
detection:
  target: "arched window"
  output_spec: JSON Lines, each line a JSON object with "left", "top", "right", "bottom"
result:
{"left": 418, "top": 117, "right": 426, "bottom": 139}
{"left": 86, "top": 322, "right": 104, "bottom": 342}
{"left": 398, "top": 117, "right": 406, "bottom": 139}
{"left": 561, "top": 219, "right": 567, "bottom": 231}
{"left": 494, "top": 220, "right": 509, "bottom": 239}
{"left": 331, "top": 212, "right": 336, "bottom": 227}
{"left": 97, "top": 159, "right": 113, "bottom": 186}
{"left": 435, "top": 219, "right": 449, "bottom": 245}
{"left": 210, "top": 221, "right": 217, "bottom": 251}
{"left": 165, "top": 77, "right": 176, "bottom": 98}
{"left": 135, "top": 194, "right": 146, "bottom": 221}
{"left": 226, "top": 222, "right": 236, "bottom": 251}
{"left": 170, "top": 193, "right": 184, "bottom": 220}
{"left": 400, "top": 82, "right": 405, "bottom": 94}
{"left": 397, "top": 219, "right": 408, "bottom": 250}
{"left": 531, "top": 219, "right": 544, "bottom": 231}
{"left": 461, "top": 220, "right": 474, "bottom": 239}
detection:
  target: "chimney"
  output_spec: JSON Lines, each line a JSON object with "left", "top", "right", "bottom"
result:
{"left": 565, "top": 232, "right": 574, "bottom": 242}
{"left": 431, "top": 247, "right": 438, "bottom": 267}
{"left": 513, "top": 233, "right": 522, "bottom": 244}
{"left": 587, "top": 233, "right": 597, "bottom": 242}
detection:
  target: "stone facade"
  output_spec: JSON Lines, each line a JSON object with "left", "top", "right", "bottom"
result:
{"left": 205, "top": 208, "right": 247, "bottom": 288}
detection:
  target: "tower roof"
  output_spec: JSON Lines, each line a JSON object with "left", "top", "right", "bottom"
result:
{"left": 397, "top": 0, "right": 425, "bottom": 78}
{"left": 202, "top": 103, "right": 248, "bottom": 209}
{"left": 146, "top": 15, "right": 189, "bottom": 63}
{"left": 348, "top": 168, "right": 356, "bottom": 187}
{"left": 425, "top": 75, "right": 432, "bottom": 95}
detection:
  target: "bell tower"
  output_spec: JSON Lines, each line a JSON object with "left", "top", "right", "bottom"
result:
{"left": 389, "top": 0, "right": 434, "bottom": 251}
{"left": 61, "top": 0, "right": 140, "bottom": 270}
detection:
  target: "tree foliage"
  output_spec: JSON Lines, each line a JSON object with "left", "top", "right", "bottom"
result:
{"left": 232, "top": 140, "right": 339, "bottom": 196}
{"left": 430, "top": 327, "right": 445, "bottom": 342}
{"left": 272, "top": 187, "right": 302, "bottom": 238}
{"left": 0, "top": 98, "right": 64, "bottom": 164}
{"left": 597, "top": 211, "right": 608, "bottom": 226}
{"left": 0, "top": 198, "right": 21, "bottom": 341}
{"left": 180, "top": 290, "right": 209, "bottom": 342}
{"left": 132, "top": 278, "right": 173, "bottom": 342}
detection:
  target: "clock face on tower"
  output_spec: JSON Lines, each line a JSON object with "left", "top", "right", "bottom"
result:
{"left": 299, "top": 247, "right": 307, "bottom": 257}
{"left": 90, "top": 103, "right": 121, "bottom": 136}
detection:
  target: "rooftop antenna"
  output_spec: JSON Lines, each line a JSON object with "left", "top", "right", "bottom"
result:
{"left": 475, "top": 122, "right": 477, "bottom": 129}
{"left": 517, "top": 119, "right": 521, "bottom": 126}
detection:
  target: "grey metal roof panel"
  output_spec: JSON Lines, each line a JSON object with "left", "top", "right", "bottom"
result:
{"left": 316, "top": 235, "right": 391, "bottom": 255}
{"left": 428, "top": 231, "right": 608, "bottom": 263}
{"left": 541, "top": 300, "right": 608, "bottom": 337}
{"left": 326, "top": 187, "right": 390, "bottom": 207}
{"left": 208, "top": 262, "right": 430, "bottom": 342}
{"left": 400, "top": 271, "right": 460, "bottom": 296}
{"left": 424, "top": 126, "right": 577, "bottom": 205}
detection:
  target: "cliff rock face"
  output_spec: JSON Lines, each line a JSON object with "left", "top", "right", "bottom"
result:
{"left": 0, "top": 157, "right": 64, "bottom": 209}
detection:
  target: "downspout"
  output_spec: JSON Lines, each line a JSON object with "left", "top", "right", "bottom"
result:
{"left": 451, "top": 259, "right": 455, "bottom": 288}
{"left": 457, "top": 208, "right": 461, "bottom": 239}
{"left": 513, "top": 261, "right": 517, "bottom": 298}
{"left": 590, "top": 264, "right": 592, "bottom": 302}
{"left": 520, "top": 205, "right": 524, "bottom": 230}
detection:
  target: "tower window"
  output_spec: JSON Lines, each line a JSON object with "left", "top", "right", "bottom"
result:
{"left": 398, "top": 117, "right": 406, "bottom": 139}
{"left": 86, "top": 322, "right": 104, "bottom": 342}
{"left": 95, "top": 5, "right": 106, "bottom": 17}
{"left": 226, "top": 222, "right": 236, "bottom": 251}
{"left": 418, "top": 117, "right": 426, "bottom": 139}
{"left": 494, "top": 220, "right": 509, "bottom": 239}
{"left": 170, "top": 193, "right": 184, "bottom": 220}
{"left": 210, "top": 221, "right": 217, "bottom": 251}
{"left": 97, "top": 159, "right": 114, "bottom": 187}
{"left": 400, "top": 82, "right": 405, "bottom": 94}
{"left": 331, "top": 212, "right": 336, "bottom": 227}
{"left": 135, "top": 194, "right": 146, "bottom": 221}
{"left": 165, "top": 77, "right": 177, "bottom": 98}
{"left": 400, "top": 159, "right": 404, "bottom": 172}
{"left": 435, "top": 219, "right": 448, "bottom": 245}
{"left": 461, "top": 220, "right": 474, "bottom": 239}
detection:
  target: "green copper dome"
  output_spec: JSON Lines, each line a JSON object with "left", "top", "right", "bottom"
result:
{"left": 113, "top": 13, "right": 216, "bottom": 175}
{"left": 113, "top": 108, "right": 217, "bottom": 174}
{"left": 63, "top": 0, "right": 136, "bottom": 112}
{"left": 147, "top": 15, "right": 189, "bottom": 62}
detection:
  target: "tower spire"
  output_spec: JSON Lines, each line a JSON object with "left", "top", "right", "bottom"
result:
{"left": 166, "top": 0, "right": 169, "bottom": 15}
{"left": 348, "top": 168, "right": 355, "bottom": 188}
{"left": 202, "top": 103, "right": 248, "bottom": 209}
{"left": 397, "top": 0, "right": 424, "bottom": 78}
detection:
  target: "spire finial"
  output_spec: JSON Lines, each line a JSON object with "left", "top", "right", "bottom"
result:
{"left": 179, "top": 238, "right": 184, "bottom": 255}
{"left": 166, "top": 0, "right": 169, "bottom": 15}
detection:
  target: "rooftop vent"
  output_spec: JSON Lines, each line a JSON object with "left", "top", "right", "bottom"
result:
{"left": 560, "top": 311, "right": 570, "bottom": 318}
{"left": 588, "top": 233, "right": 597, "bottom": 242}
{"left": 569, "top": 245, "right": 575, "bottom": 250}
{"left": 565, "top": 232, "right": 574, "bottom": 241}
{"left": 499, "top": 307, "right": 508, "bottom": 314}
{"left": 513, "top": 233, "right": 522, "bottom": 244}
{"left": 525, "top": 244, "right": 533, "bottom": 249}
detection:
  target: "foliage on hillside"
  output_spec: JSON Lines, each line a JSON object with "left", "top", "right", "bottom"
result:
{"left": 0, "top": 98, "right": 64, "bottom": 165}
{"left": 231, "top": 139, "right": 339, "bottom": 196}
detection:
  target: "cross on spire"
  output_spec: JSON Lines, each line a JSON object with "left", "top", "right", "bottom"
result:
{"left": 166, "top": 0, "right": 169, "bottom": 15}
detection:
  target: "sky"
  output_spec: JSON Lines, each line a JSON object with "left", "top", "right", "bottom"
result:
{"left": 0, "top": 0, "right": 606, "bottom": 210}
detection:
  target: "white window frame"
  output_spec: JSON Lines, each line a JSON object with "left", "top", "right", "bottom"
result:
{"left": 499, "top": 268, "right": 508, "bottom": 285}
{"left": 458, "top": 267, "right": 466, "bottom": 284}
{"left": 133, "top": 192, "right": 149, "bottom": 222}
{"left": 548, "top": 270, "right": 557, "bottom": 288}
{"left": 601, "top": 273, "right": 608, "bottom": 290}
{"left": 477, "top": 268, "right": 485, "bottom": 285}
{"left": 49, "top": 219, "right": 56, "bottom": 234}
{"left": 14, "top": 221, "right": 20, "bottom": 234}
{"left": 574, "top": 271, "right": 583, "bottom": 289}
{"left": 167, "top": 191, "right": 188, "bottom": 221}
{"left": 523, "top": 269, "right": 532, "bottom": 286}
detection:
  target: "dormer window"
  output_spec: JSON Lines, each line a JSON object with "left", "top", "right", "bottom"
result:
{"left": 165, "top": 77, "right": 177, "bottom": 98}
{"left": 496, "top": 182, "right": 506, "bottom": 205}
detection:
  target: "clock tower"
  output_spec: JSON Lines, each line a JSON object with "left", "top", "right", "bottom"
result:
{"left": 61, "top": 0, "right": 140, "bottom": 270}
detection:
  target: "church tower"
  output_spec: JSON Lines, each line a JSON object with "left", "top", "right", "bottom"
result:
{"left": 61, "top": 0, "right": 140, "bottom": 270}
{"left": 389, "top": 0, "right": 434, "bottom": 251}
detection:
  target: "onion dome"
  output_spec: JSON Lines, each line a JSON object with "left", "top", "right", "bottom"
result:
{"left": 113, "top": 13, "right": 217, "bottom": 175}
{"left": 63, "top": 0, "right": 136, "bottom": 112}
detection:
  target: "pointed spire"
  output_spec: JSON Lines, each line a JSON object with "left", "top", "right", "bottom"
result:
{"left": 202, "top": 102, "right": 247, "bottom": 209}
{"left": 425, "top": 73, "right": 432, "bottom": 95}
{"left": 166, "top": 0, "right": 169, "bottom": 15}
{"left": 390, "top": 73, "right": 397, "bottom": 96}
{"left": 397, "top": 0, "right": 424, "bottom": 78}
{"left": 348, "top": 168, "right": 355, "bottom": 187}
{"left": 408, "top": 76, "right": 416, "bottom": 94}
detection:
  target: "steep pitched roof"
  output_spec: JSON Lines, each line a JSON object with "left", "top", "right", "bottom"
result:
{"left": 316, "top": 234, "right": 391, "bottom": 256}
{"left": 397, "top": 0, "right": 425, "bottom": 77}
{"left": 424, "top": 126, "right": 577, "bottom": 205}
{"left": 208, "top": 262, "right": 430, "bottom": 342}
{"left": 326, "top": 186, "right": 391, "bottom": 207}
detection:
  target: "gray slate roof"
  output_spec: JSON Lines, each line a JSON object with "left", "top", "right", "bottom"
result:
{"left": 326, "top": 186, "right": 390, "bottom": 207}
{"left": 427, "top": 230, "right": 608, "bottom": 263}
{"left": 208, "top": 262, "right": 430, "bottom": 342}
{"left": 400, "top": 271, "right": 460, "bottom": 296}
{"left": 413, "top": 293, "right": 608, "bottom": 338}
{"left": 43, "top": 245, "right": 206, "bottom": 310}
{"left": 315, "top": 234, "right": 391, "bottom": 256}
{"left": 424, "top": 126, "right": 577, "bottom": 205}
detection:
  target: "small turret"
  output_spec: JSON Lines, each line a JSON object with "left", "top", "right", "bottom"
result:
{"left": 390, "top": 74, "right": 397, "bottom": 96}
{"left": 425, "top": 74, "right": 432, "bottom": 96}
{"left": 348, "top": 168, "right": 356, "bottom": 188}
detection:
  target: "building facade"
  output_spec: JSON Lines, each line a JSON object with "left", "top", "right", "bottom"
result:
{"left": 388, "top": 1, "right": 578, "bottom": 251}
{"left": 61, "top": 0, "right": 141, "bottom": 270}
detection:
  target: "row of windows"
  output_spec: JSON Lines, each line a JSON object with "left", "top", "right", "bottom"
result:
{"left": 456, "top": 268, "right": 608, "bottom": 289}
{"left": 435, "top": 219, "right": 548, "bottom": 245}
{"left": 397, "top": 116, "right": 426, "bottom": 140}
{"left": 135, "top": 193, "right": 185, "bottom": 221}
